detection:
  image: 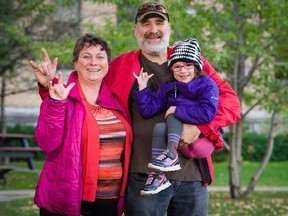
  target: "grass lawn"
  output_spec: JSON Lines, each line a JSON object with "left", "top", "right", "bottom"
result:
{"left": 0, "top": 160, "right": 287, "bottom": 215}
{"left": 213, "top": 161, "right": 288, "bottom": 186}
{"left": 208, "top": 191, "right": 288, "bottom": 216}
{"left": 1, "top": 160, "right": 287, "bottom": 190}
{"left": 0, "top": 192, "right": 287, "bottom": 216}
{"left": 0, "top": 199, "right": 38, "bottom": 216}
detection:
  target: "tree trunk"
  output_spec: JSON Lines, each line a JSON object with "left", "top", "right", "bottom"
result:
{"left": 0, "top": 72, "right": 6, "bottom": 133}
{"left": 229, "top": 120, "right": 243, "bottom": 198}
{"left": 244, "top": 104, "right": 279, "bottom": 196}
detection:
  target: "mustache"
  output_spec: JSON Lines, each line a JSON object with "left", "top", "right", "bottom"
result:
{"left": 145, "top": 32, "right": 162, "bottom": 38}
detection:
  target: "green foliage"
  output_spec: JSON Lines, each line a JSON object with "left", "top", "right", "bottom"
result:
{"left": 0, "top": 0, "right": 76, "bottom": 132}
{"left": 93, "top": 0, "right": 288, "bottom": 115}
{"left": 216, "top": 132, "right": 288, "bottom": 162}
{"left": 7, "top": 124, "right": 35, "bottom": 135}
{"left": 272, "top": 134, "right": 288, "bottom": 161}
{"left": 85, "top": 0, "right": 203, "bottom": 56}
{"left": 242, "top": 133, "right": 288, "bottom": 162}
{"left": 31, "top": 33, "right": 76, "bottom": 69}
{"left": 0, "top": 0, "right": 77, "bottom": 77}
{"left": 0, "top": 1, "right": 54, "bottom": 73}
{"left": 1, "top": 0, "right": 288, "bottom": 195}
{"left": 212, "top": 148, "right": 229, "bottom": 162}
{"left": 198, "top": 0, "right": 288, "bottom": 113}
{"left": 6, "top": 124, "right": 36, "bottom": 146}
{"left": 242, "top": 133, "right": 270, "bottom": 161}
{"left": 86, "top": 19, "right": 138, "bottom": 58}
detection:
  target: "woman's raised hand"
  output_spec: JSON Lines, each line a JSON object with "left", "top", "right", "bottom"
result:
{"left": 48, "top": 72, "right": 75, "bottom": 100}
{"left": 29, "top": 48, "right": 57, "bottom": 88}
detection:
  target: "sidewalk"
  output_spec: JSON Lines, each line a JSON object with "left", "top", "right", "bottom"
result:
{"left": 0, "top": 189, "right": 34, "bottom": 201}
{"left": 1, "top": 186, "right": 288, "bottom": 202}
{"left": 207, "top": 186, "right": 288, "bottom": 192}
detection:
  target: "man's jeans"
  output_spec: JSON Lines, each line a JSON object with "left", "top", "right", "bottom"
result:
{"left": 125, "top": 173, "right": 208, "bottom": 216}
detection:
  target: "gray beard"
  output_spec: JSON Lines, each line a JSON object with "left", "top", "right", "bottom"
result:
{"left": 141, "top": 41, "right": 168, "bottom": 56}
{"left": 135, "top": 30, "right": 170, "bottom": 56}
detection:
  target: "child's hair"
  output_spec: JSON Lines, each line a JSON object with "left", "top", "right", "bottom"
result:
{"left": 72, "top": 33, "right": 111, "bottom": 63}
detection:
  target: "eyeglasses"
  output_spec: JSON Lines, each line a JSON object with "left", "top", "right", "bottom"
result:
{"left": 171, "top": 63, "right": 194, "bottom": 72}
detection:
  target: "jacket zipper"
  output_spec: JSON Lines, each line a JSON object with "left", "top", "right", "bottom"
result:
{"left": 174, "top": 84, "right": 177, "bottom": 98}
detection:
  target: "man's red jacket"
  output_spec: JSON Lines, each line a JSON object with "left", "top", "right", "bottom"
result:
{"left": 105, "top": 49, "right": 241, "bottom": 185}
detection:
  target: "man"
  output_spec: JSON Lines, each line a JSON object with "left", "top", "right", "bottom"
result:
{"left": 32, "top": 2, "right": 240, "bottom": 216}
{"left": 105, "top": 2, "right": 240, "bottom": 216}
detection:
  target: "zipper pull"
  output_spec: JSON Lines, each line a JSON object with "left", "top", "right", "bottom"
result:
{"left": 174, "top": 84, "right": 177, "bottom": 98}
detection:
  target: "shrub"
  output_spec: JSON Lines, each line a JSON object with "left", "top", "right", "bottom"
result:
{"left": 212, "top": 132, "right": 288, "bottom": 162}
{"left": 271, "top": 134, "right": 288, "bottom": 161}
{"left": 242, "top": 133, "right": 267, "bottom": 161}
{"left": 6, "top": 125, "right": 288, "bottom": 162}
{"left": 242, "top": 132, "right": 288, "bottom": 162}
{"left": 7, "top": 124, "right": 37, "bottom": 147}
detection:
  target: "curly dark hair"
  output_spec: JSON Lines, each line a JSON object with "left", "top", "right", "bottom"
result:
{"left": 72, "top": 33, "right": 111, "bottom": 63}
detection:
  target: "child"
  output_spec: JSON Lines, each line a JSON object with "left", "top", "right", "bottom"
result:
{"left": 133, "top": 38, "right": 219, "bottom": 195}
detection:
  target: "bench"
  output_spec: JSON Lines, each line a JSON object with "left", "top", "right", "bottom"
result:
{"left": 0, "top": 166, "right": 14, "bottom": 184}
{"left": 0, "top": 147, "right": 40, "bottom": 170}
{"left": 0, "top": 133, "right": 41, "bottom": 170}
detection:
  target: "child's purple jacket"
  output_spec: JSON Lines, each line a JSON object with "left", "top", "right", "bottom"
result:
{"left": 134, "top": 76, "right": 219, "bottom": 125}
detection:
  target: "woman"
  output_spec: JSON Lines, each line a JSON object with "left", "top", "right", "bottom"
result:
{"left": 30, "top": 34, "right": 133, "bottom": 216}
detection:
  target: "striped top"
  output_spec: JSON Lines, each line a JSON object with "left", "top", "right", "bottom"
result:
{"left": 88, "top": 104, "right": 126, "bottom": 199}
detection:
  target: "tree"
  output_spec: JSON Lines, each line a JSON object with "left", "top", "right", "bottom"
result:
{"left": 191, "top": 0, "right": 288, "bottom": 198}
{"left": 90, "top": 0, "right": 288, "bottom": 198}
{"left": 0, "top": 0, "right": 75, "bottom": 132}
{"left": 3, "top": 0, "right": 285, "bottom": 198}
{"left": 167, "top": 0, "right": 288, "bottom": 197}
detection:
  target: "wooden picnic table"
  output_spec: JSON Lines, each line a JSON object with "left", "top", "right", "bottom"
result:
{"left": 0, "top": 165, "right": 14, "bottom": 184}
{"left": 0, "top": 133, "right": 40, "bottom": 170}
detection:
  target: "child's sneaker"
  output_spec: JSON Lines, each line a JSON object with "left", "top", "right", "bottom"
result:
{"left": 140, "top": 172, "right": 171, "bottom": 196}
{"left": 148, "top": 149, "right": 181, "bottom": 172}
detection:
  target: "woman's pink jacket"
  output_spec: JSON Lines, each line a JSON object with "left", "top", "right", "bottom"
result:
{"left": 35, "top": 71, "right": 133, "bottom": 216}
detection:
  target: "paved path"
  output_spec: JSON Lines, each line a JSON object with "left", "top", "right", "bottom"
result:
{"left": 0, "top": 189, "right": 35, "bottom": 201}
{"left": 207, "top": 186, "right": 288, "bottom": 192}
{"left": 1, "top": 186, "right": 288, "bottom": 202}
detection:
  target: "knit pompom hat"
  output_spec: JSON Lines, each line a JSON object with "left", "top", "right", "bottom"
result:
{"left": 168, "top": 38, "right": 203, "bottom": 71}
